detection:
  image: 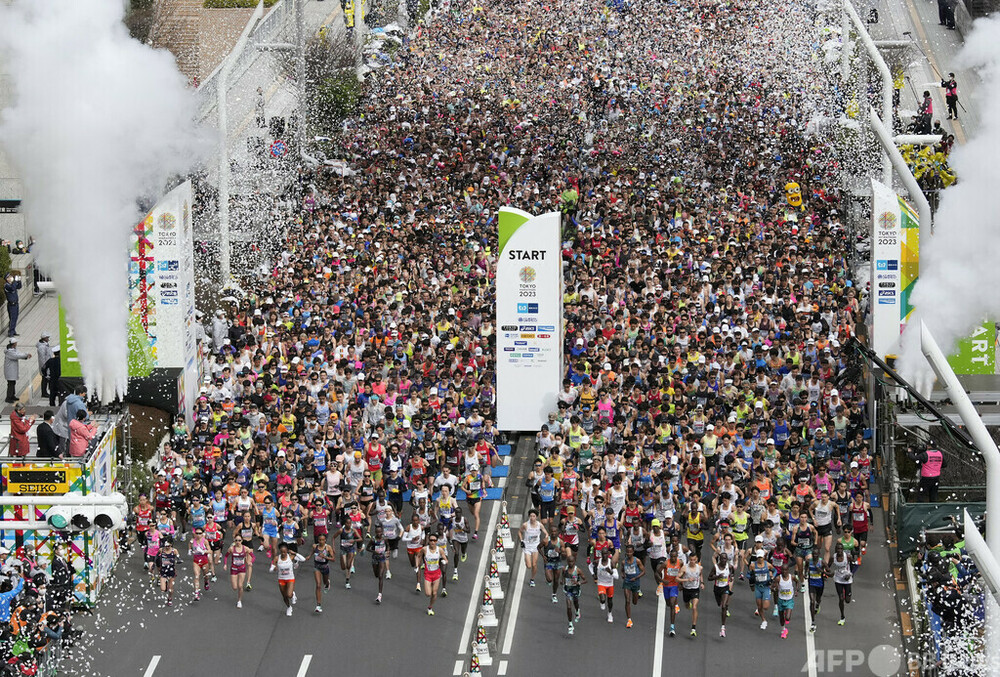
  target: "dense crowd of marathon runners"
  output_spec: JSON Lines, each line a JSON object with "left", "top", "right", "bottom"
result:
{"left": 134, "top": 0, "right": 876, "bottom": 647}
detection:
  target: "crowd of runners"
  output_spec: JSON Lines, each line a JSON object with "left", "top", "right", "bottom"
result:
{"left": 130, "top": 0, "right": 876, "bottom": 646}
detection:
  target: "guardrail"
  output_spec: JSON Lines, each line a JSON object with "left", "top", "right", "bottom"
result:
{"left": 194, "top": 0, "right": 293, "bottom": 122}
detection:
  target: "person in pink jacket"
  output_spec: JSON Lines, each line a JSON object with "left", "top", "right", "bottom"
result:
{"left": 68, "top": 409, "right": 97, "bottom": 457}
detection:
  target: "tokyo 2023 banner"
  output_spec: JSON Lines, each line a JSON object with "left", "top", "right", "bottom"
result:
{"left": 496, "top": 208, "right": 563, "bottom": 432}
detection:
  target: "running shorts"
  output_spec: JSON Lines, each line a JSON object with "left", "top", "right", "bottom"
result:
{"left": 563, "top": 585, "right": 581, "bottom": 600}
{"left": 663, "top": 585, "right": 679, "bottom": 600}
{"left": 682, "top": 588, "right": 700, "bottom": 603}
{"left": 713, "top": 586, "right": 732, "bottom": 606}
{"left": 777, "top": 598, "right": 795, "bottom": 611}
{"left": 754, "top": 584, "right": 772, "bottom": 601}
{"left": 598, "top": 584, "right": 615, "bottom": 598}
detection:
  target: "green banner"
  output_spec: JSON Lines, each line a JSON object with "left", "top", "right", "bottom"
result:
{"left": 948, "top": 321, "right": 996, "bottom": 375}
{"left": 57, "top": 298, "right": 82, "bottom": 378}
{"left": 58, "top": 297, "right": 154, "bottom": 379}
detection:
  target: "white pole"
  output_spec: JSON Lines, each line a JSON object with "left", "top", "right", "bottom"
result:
{"left": 841, "top": 4, "right": 851, "bottom": 83}
{"left": 844, "top": 0, "right": 893, "bottom": 185}
{"left": 920, "top": 322, "right": 1000, "bottom": 676}
{"left": 217, "top": 1, "right": 266, "bottom": 289}
{"left": 295, "top": 0, "right": 306, "bottom": 157}
{"left": 919, "top": 322, "right": 1000, "bottom": 549}
{"left": 869, "top": 109, "right": 933, "bottom": 243}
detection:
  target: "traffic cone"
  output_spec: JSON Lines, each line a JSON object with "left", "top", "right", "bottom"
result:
{"left": 473, "top": 614, "right": 493, "bottom": 666}
{"left": 487, "top": 567, "right": 504, "bottom": 600}
{"left": 480, "top": 583, "right": 498, "bottom": 626}
{"left": 492, "top": 547, "right": 509, "bottom": 574}
{"left": 488, "top": 559, "right": 505, "bottom": 599}
{"left": 499, "top": 501, "right": 514, "bottom": 549}
{"left": 469, "top": 655, "right": 481, "bottom": 675}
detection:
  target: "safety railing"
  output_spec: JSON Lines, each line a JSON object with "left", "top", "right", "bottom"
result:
{"left": 194, "top": 0, "right": 293, "bottom": 122}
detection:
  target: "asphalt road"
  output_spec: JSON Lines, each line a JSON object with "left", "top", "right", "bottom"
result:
{"left": 70, "top": 443, "right": 902, "bottom": 677}
{"left": 494, "top": 501, "right": 903, "bottom": 677}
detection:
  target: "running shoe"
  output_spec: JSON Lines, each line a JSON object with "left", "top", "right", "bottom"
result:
{"left": 324, "top": 582, "right": 330, "bottom": 591}
{"left": 194, "top": 591, "right": 200, "bottom": 601}
{"left": 315, "top": 605, "right": 322, "bottom": 613}
{"left": 669, "top": 625, "right": 675, "bottom": 637}
{"left": 350, "top": 565, "right": 355, "bottom": 574}
{"left": 726, "top": 609, "right": 730, "bottom": 618}
{"left": 292, "top": 592, "right": 297, "bottom": 604}
{"left": 656, "top": 584, "right": 663, "bottom": 595}
{"left": 461, "top": 554, "right": 468, "bottom": 562}
{"left": 386, "top": 570, "right": 392, "bottom": 580}
{"left": 815, "top": 604, "right": 821, "bottom": 615}
{"left": 211, "top": 574, "right": 217, "bottom": 582}
{"left": 452, "top": 571, "right": 459, "bottom": 581}
{"left": 575, "top": 609, "right": 581, "bottom": 622}
{"left": 773, "top": 606, "right": 778, "bottom": 617}
{"left": 442, "top": 587, "right": 448, "bottom": 597}
{"left": 393, "top": 550, "right": 398, "bottom": 559}
{"left": 690, "top": 628, "right": 697, "bottom": 637}
{"left": 600, "top": 602, "right": 606, "bottom": 610}
{"left": 800, "top": 583, "right": 806, "bottom": 593}
{"left": 416, "top": 584, "right": 421, "bottom": 593}
{"left": 286, "top": 607, "right": 293, "bottom": 616}
{"left": 568, "top": 623, "right": 574, "bottom": 635}
{"left": 754, "top": 609, "right": 759, "bottom": 617}
{"left": 720, "top": 627, "right": 726, "bottom": 638}
{"left": 780, "top": 627, "right": 788, "bottom": 639}
{"left": 810, "top": 623, "right": 816, "bottom": 633}
{"left": 551, "top": 594, "right": 558, "bottom": 604}
{"left": 675, "top": 604, "right": 680, "bottom": 615}
{"left": 626, "top": 619, "right": 633, "bottom": 628}
{"left": 237, "top": 601, "right": 242, "bottom": 609}
{"left": 204, "top": 579, "right": 210, "bottom": 590}
{"left": 166, "top": 600, "right": 172, "bottom": 607}
{"left": 607, "top": 612, "right": 613, "bottom": 623}
{"left": 246, "top": 583, "right": 252, "bottom": 591}
{"left": 529, "top": 579, "right": 536, "bottom": 587}
{"left": 345, "top": 581, "right": 351, "bottom": 589}
{"left": 427, "top": 608, "right": 435, "bottom": 616}
{"left": 838, "top": 618, "right": 846, "bottom": 626}
{"left": 760, "top": 620, "right": 768, "bottom": 630}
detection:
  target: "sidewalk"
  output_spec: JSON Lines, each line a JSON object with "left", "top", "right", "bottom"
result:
{"left": 872, "top": 0, "right": 981, "bottom": 145}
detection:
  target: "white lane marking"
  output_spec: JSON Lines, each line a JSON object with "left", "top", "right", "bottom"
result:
{"left": 803, "top": 589, "right": 817, "bottom": 677}
{"left": 500, "top": 550, "right": 526, "bottom": 654}
{"left": 652, "top": 591, "right": 666, "bottom": 676}
{"left": 142, "top": 656, "right": 161, "bottom": 677}
{"left": 296, "top": 655, "right": 312, "bottom": 677}
{"left": 498, "top": 659, "right": 509, "bottom": 675}
{"left": 452, "top": 659, "right": 464, "bottom": 675}
{"left": 457, "top": 498, "right": 502, "bottom": 654}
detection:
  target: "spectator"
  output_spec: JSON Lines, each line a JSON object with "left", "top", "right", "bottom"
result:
{"left": 9, "top": 402, "right": 33, "bottom": 457}
{"left": 44, "top": 345, "right": 61, "bottom": 407}
{"left": 4, "top": 337, "right": 30, "bottom": 403}
{"left": 65, "top": 385, "right": 88, "bottom": 424}
{"left": 36, "top": 409, "right": 59, "bottom": 458}
{"left": 3, "top": 272, "right": 21, "bottom": 337}
{"left": 68, "top": 409, "right": 97, "bottom": 457}
{"left": 36, "top": 332, "right": 53, "bottom": 399}
{"left": 0, "top": 574, "right": 24, "bottom": 623}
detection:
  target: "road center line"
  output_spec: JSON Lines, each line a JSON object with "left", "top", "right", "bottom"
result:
{"left": 457, "top": 497, "right": 502, "bottom": 654}
{"left": 652, "top": 592, "right": 666, "bottom": 677}
{"left": 803, "top": 589, "right": 817, "bottom": 677}
{"left": 296, "top": 655, "right": 313, "bottom": 677}
{"left": 452, "top": 659, "right": 465, "bottom": 675}
{"left": 142, "top": 656, "right": 161, "bottom": 677}
{"left": 500, "top": 550, "right": 525, "bottom": 654}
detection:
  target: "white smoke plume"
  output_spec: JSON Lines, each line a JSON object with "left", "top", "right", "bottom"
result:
{"left": 0, "top": 0, "right": 210, "bottom": 400}
{"left": 897, "top": 16, "right": 1000, "bottom": 387}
